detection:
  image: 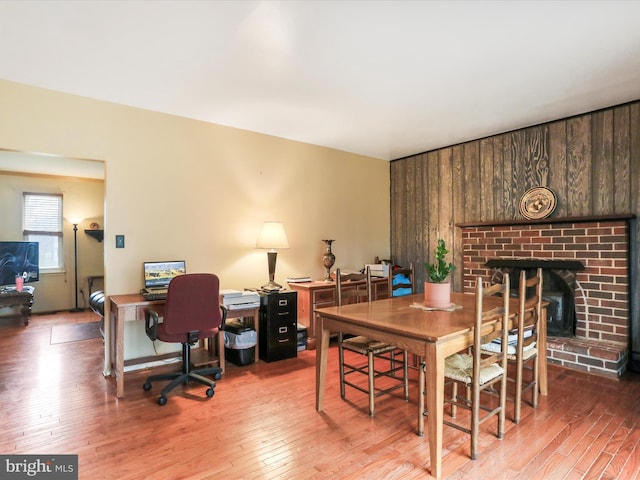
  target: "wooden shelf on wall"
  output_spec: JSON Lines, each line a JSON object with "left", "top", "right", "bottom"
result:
{"left": 84, "top": 229, "right": 104, "bottom": 242}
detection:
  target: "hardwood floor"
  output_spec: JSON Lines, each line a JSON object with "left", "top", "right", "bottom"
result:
{"left": 1, "top": 311, "right": 639, "bottom": 479}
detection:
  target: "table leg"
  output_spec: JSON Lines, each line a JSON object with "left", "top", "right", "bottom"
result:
{"left": 20, "top": 305, "right": 30, "bottom": 325}
{"left": 418, "top": 360, "right": 425, "bottom": 437}
{"left": 425, "top": 342, "right": 444, "bottom": 479}
{"left": 315, "top": 315, "right": 329, "bottom": 412}
{"left": 115, "top": 306, "right": 125, "bottom": 399}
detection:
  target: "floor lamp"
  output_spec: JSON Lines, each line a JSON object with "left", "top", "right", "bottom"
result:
{"left": 69, "top": 219, "right": 84, "bottom": 312}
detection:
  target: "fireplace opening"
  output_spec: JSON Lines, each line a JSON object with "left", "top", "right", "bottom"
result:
{"left": 511, "top": 270, "right": 576, "bottom": 337}
{"left": 486, "top": 259, "right": 584, "bottom": 338}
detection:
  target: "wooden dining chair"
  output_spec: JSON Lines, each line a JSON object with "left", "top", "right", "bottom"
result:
{"left": 388, "top": 262, "right": 414, "bottom": 297}
{"left": 337, "top": 267, "right": 409, "bottom": 417}
{"left": 442, "top": 274, "right": 510, "bottom": 460}
{"left": 481, "top": 268, "right": 542, "bottom": 424}
{"left": 387, "top": 262, "right": 421, "bottom": 370}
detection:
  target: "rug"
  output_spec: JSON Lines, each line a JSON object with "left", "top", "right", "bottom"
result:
{"left": 50, "top": 321, "right": 103, "bottom": 344}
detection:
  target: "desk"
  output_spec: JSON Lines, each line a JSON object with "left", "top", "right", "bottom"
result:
{"left": 108, "top": 294, "right": 259, "bottom": 399}
{"left": 288, "top": 277, "right": 389, "bottom": 349}
{"left": 0, "top": 286, "right": 35, "bottom": 325}
{"left": 314, "top": 292, "right": 548, "bottom": 479}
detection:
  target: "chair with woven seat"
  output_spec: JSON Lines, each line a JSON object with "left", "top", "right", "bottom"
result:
{"left": 337, "top": 267, "right": 409, "bottom": 417}
{"left": 387, "top": 262, "right": 422, "bottom": 371}
{"left": 442, "top": 274, "right": 510, "bottom": 460}
{"left": 482, "top": 268, "right": 543, "bottom": 424}
{"left": 143, "top": 273, "right": 226, "bottom": 405}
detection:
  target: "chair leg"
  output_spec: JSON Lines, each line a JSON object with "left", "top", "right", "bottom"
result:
{"left": 498, "top": 373, "right": 507, "bottom": 440}
{"left": 367, "top": 350, "right": 375, "bottom": 417}
{"left": 188, "top": 372, "right": 218, "bottom": 388}
{"left": 160, "top": 372, "right": 190, "bottom": 398}
{"left": 470, "top": 383, "right": 480, "bottom": 461}
{"left": 144, "top": 343, "right": 218, "bottom": 403}
{"left": 450, "top": 382, "right": 458, "bottom": 418}
{"left": 514, "top": 354, "right": 524, "bottom": 424}
{"left": 532, "top": 356, "right": 539, "bottom": 408}
{"left": 418, "top": 361, "right": 425, "bottom": 437}
{"left": 338, "top": 333, "right": 346, "bottom": 399}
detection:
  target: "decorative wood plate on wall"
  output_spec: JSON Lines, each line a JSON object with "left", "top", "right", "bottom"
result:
{"left": 519, "top": 187, "right": 557, "bottom": 220}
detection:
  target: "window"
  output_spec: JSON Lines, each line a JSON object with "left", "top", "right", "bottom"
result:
{"left": 23, "top": 193, "right": 63, "bottom": 270}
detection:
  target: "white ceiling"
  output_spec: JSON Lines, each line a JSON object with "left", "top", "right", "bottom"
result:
{"left": 0, "top": 150, "right": 105, "bottom": 179}
{"left": 1, "top": 0, "right": 639, "bottom": 161}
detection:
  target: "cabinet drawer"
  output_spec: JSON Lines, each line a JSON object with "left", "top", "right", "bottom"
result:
{"left": 263, "top": 291, "right": 297, "bottom": 314}
{"left": 272, "top": 298, "right": 295, "bottom": 316}
{"left": 314, "top": 300, "right": 334, "bottom": 309}
{"left": 272, "top": 321, "right": 295, "bottom": 343}
{"left": 313, "top": 289, "right": 335, "bottom": 304}
{"left": 135, "top": 304, "right": 164, "bottom": 321}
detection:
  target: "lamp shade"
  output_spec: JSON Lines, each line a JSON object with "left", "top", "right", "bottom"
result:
{"left": 256, "top": 222, "right": 289, "bottom": 250}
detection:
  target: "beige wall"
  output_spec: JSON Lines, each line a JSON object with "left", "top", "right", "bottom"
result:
{"left": 0, "top": 171, "right": 104, "bottom": 312}
{"left": 0, "top": 79, "right": 390, "bottom": 367}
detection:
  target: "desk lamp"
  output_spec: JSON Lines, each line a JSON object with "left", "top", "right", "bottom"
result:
{"left": 256, "top": 221, "right": 289, "bottom": 291}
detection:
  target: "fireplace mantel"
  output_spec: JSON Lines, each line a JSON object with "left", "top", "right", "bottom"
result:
{"left": 457, "top": 213, "right": 634, "bottom": 228}
{"left": 486, "top": 259, "right": 585, "bottom": 270}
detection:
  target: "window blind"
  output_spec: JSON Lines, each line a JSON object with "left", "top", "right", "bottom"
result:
{"left": 23, "top": 193, "right": 63, "bottom": 235}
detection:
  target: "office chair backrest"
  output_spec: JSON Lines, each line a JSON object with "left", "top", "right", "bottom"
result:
{"left": 163, "top": 273, "right": 223, "bottom": 336}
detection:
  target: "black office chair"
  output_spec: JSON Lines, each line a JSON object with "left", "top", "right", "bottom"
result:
{"left": 143, "top": 273, "right": 226, "bottom": 405}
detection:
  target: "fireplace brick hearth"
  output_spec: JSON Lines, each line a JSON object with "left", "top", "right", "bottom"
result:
{"left": 459, "top": 216, "right": 631, "bottom": 378}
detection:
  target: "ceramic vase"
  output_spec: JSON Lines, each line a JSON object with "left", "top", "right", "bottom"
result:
{"left": 322, "top": 239, "right": 335, "bottom": 282}
{"left": 423, "top": 281, "right": 451, "bottom": 308}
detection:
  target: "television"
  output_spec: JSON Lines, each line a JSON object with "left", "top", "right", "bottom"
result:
{"left": 0, "top": 241, "right": 39, "bottom": 287}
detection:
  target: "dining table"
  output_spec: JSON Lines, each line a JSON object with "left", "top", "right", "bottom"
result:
{"left": 314, "top": 291, "right": 548, "bottom": 479}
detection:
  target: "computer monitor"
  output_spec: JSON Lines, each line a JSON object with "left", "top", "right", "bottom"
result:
{"left": 143, "top": 260, "right": 186, "bottom": 289}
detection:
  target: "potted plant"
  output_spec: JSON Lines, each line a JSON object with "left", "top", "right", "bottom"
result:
{"left": 423, "top": 239, "right": 456, "bottom": 307}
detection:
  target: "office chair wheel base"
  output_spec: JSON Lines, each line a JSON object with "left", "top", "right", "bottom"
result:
{"left": 143, "top": 382, "right": 152, "bottom": 391}
{"left": 206, "top": 388, "right": 215, "bottom": 398}
{"left": 214, "top": 372, "right": 222, "bottom": 381}
{"left": 158, "top": 395, "right": 168, "bottom": 406}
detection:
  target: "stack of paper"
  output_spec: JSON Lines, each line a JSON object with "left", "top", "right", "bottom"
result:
{"left": 286, "top": 276, "right": 312, "bottom": 283}
{"left": 220, "top": 290, "right": 260, "bottom": 310}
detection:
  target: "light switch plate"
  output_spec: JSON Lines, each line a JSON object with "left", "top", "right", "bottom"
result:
{"left": 115, "top": 235, "right": 125, "bottom": 248}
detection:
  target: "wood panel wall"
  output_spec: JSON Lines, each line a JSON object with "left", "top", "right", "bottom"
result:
{"left": 390, "top": 100, "right": 640, "bottom": 368}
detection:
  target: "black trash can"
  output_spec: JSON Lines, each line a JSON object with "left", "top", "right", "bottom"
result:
{"left": 224, "top": 320, "right": 257, "bottom": 366}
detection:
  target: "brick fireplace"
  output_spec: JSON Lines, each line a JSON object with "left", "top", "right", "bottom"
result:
{"left": 459, "top": 215, "right": 632, "bottom": 378}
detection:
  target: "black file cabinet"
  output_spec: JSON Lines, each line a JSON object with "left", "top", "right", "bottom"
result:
{"left": 259, "top": 290, "right": 297, "bottom": 362}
